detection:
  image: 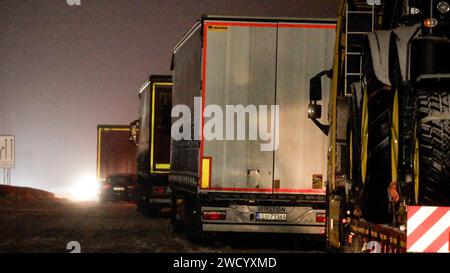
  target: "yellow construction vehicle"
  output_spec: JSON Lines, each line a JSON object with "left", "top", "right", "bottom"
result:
{"left": 309, "top": 0, "right": 450, "bottom": 253}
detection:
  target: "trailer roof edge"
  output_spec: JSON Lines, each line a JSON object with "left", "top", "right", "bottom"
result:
{"left": 171, "top": 16, "right": 337, "bottom": 58}
{"left": 202, "top": 15, "right": 337, "bottom": 23}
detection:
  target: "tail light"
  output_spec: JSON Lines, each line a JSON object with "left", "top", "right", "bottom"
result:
{"left": 103, "top": 184, "right": 111, "bottom": 189}
{"left": 316, "top": 213, "right": 326, "bottom": 223}
{"left": 152, "top": 186, "right": 166, "bottom": 194}
{"left": 202, "top": 211, "right": 226, "bottom": 221}
{"left": 424, "top": 18, "right": 438, "bottom": 28}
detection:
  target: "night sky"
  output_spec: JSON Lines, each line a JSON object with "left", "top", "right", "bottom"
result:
{"left": 0, "top": 0, "right": 339, "bottom": 199}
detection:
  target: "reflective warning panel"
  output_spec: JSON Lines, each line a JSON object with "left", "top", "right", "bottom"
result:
{"left": 407, "top": 206, "right": 450, "bottom": 253}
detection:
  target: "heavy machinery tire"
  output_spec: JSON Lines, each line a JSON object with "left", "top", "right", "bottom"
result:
{"left": 416, "top": 91, "right": 450, "bottom": 206}
{"left": 361, "top": 89, "right": 393, "bottom": 223}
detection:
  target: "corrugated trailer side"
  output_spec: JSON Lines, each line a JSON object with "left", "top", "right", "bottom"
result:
{"left": 170, "top": 22, "right": 203, "bottom": 193}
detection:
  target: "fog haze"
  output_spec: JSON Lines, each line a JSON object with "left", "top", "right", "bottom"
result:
{"left": 0, "top": 0, "right": 339, "bottom": 198}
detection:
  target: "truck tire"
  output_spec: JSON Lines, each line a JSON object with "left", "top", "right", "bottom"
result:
{"left": 185, "top": 197, "right": 206, "bottom": 243}
{"left": 417, "top": 91, "right": 450, "bottom": 206}
{"left": 135, "top": 187, "right": 147, "bottom": 214}
{"left": 146, "top": 205, "right": 160, "bottom": 218}
{"left": 170, "top": 194, "right": 183, "bottom": 233}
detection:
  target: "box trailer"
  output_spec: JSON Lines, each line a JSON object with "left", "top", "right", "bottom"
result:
{"left": 169, "top": 16, "right": 336, "bottom": 240}
{"left": 97, "top": 125, "right": 137, "bottom": 201}
{"left": 134, "top": 75, "right": 173, "bottom": 217}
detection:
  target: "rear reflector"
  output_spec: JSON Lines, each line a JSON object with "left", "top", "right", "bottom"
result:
{"left": 316, "top": 213, "right": 326, "bottom": 223}
{"left": 202, "top": 211, "right": 226, "bottom": 221}
{"left": 201, "top": 157, "right": 212, "bottom": 189}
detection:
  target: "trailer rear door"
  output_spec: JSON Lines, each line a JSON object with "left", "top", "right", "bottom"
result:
{"left": 97, "top": 126, "right": 137, "bottom": 182}
{"left": 202, "top": 21, "right": 277, "bottom": 192}
{"left": 274, "top": 23, "right": 335, "bottom": 193}
{"left": 150, "top": 83, "right": 172, "bottom": 174}
{"left": 201, "top": 20, "right": 335, "bottom": 194}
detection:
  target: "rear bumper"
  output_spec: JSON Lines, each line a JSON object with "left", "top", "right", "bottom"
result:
{"left": 149, "top": 197, "right": 171, "bottom": 205}
{"left": 203, "top": 223, "right": 324, "bottom": 234}
{"left": 201, "top": 205, "right": 326, "bottom": 235}
{"left": 148, "top": 191, "right": 171, "bottom": 206}
{"left": 100, "top": 190, "right": 130, "bottom": 201}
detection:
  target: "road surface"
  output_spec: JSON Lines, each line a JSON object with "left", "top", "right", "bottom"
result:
{"left": 0, "top": 201, "right": 325, "bottom": 253}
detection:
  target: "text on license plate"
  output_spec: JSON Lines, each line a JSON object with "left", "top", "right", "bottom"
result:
{"left": 255, "top": 213, "right": 287, "bottom": 221}
{"left": 113, "top": 187, "right": 125, "bottom": 191}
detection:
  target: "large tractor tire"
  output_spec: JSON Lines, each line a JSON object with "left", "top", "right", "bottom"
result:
{"left": 416, "top": 91, "right": 450, "bottom": 206}
{"left": 361, "top": 88, "right": 394, "bottom": 223}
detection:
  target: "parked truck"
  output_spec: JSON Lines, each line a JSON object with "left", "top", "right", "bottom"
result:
{"left": 169, "top": 16, "right": 336, "bottom": 241}
{"left": 308, "top": 0, "right": 450, "bottom": 252}
{"left": 133, "top": 75, "right": 173, "bottom": 217}
{"left": 97, "top": 125, "right": 137, "bottom": 202}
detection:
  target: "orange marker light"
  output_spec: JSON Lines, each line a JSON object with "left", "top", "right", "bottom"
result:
{"left": 424, "top": 18, "right": 438, "bottom": 28}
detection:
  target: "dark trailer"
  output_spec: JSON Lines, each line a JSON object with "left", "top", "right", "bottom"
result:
{"left": 135, "top": 75, "right": 173, "bottom": 216}
{"left": 97, "top": 125, "right": 137, "bottom": 183}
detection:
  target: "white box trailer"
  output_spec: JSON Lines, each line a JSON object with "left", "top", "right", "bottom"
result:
{"left": 170, "top": 16, "right": 336, "bottom": 239}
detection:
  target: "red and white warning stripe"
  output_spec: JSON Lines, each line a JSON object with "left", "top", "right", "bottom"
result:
{"left": 407, "top": 206, "right": 450, "bottom": 253}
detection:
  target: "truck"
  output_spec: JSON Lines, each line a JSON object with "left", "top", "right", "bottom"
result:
{"left": 308, "top": 0, "right": 450, "bottom": 253}
{"left": 133, "top": 75, "right": 173, "bottom": 217}
{"left": 97, "top": 125, "right": 137, "bottom": 202}
{"left": 169, "top": 15, "right": 336, "bottom": 241}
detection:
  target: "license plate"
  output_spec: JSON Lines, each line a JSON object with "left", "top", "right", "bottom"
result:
{"left": 255, "top": 212, "right": 287, "bottom": 221}
{"left": 113, "top": 187, "right": 125, "bottom": 191}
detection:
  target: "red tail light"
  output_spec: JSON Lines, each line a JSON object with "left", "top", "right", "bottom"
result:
{"left": 316, "top": 213, "right": 326, "bottom": 223}
{"left": 152, "top": 187, "right": 166, "bottom": 195}
{"left": 103, "top": 184, "right": 111, "bottom": 189}
{"left": 202, "top": 211, "right": 226, "bottom": 221}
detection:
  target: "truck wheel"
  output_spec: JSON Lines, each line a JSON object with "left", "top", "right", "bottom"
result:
{"left": 135, "top": 189, "right": 146, "bottom": 214}
{"left": 139, "top": 198, "right": 150, "bottom": 216}
{"left": 417, "top": 91, "right": 450, "bottom": 206}
{"left": 170, "top": 195, "right": 183, "bottom": 233}
{"left": 146, "top": 205, "right": 160, "bottom": 218}
{"left": 185, "top": 198, "right": 206, "bottom": 243}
